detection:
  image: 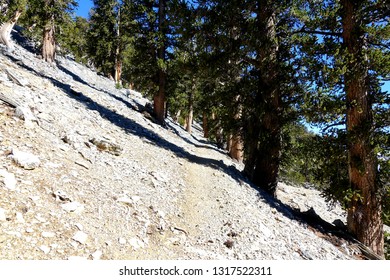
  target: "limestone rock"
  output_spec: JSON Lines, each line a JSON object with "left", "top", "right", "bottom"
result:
{"left": 0, "top": 208, "right": 6, "bottom": 221}
{"left": 72, "top": 231, "right": 88, "bottom": 244}
{"left": 39, "top": 245, "right": 50, "bottom": 254}
{"left": 61, "top": 201, "right": 84, "bottom": 214}
{"left": 10, "top": 149, "right": 41, "bottom": 170}
{"left": 91, "top": 250, "right": 103, "bottom": 260}
{"left": 89, "top": 137, "right": 122, "bottom": 156}
{"left": 0, "top": 169, "right": 17, "bottom": 190}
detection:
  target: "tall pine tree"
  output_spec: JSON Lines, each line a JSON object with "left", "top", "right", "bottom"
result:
{"left": 297, "top": 0, "right": 389, "bottom": 257}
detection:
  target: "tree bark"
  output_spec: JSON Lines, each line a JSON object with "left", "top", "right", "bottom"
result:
{"left": 0, "top": 10, "right": 21, "bottom": 51}
{"left": 229, "top": 96, "right": 244, "bottom": 163}
{"left": 185, "top": 79, "right": 195, "bottom": 134}
{"left": 42, "top": 14, "right": 56, "bottom": 64}
{"left": 342, "top": 0, "right": 384, "bottom": 257}
{"left": 243, "top": 3, "right": 281, "bottom": 196}
{"left": 203, "top": 111, "right": 209, "bottom": 138}
{"left": 114, "top": 5, "right": 122, "bottom": 85}
{"left": 154, "top": 0, "right": 167, "bottom": 124}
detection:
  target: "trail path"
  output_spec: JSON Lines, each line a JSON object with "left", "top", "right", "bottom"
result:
{"left": 0, "top": 38, "right": 356, "bottom": 260}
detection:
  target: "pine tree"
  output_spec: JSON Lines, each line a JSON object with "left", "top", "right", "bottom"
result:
{"left": 197, "top": 0, "right": 302, "bottom": 193}
{"left": 297, "top": 0, "right": 389, "bottom": 257}
{"left": 23, "top": 0, "right": 77, "bottom": 63}
{"left": 88, "top": 0, "right": 119, "bottom": 78}
{"left": 0, "top": 0, "right": 26, "bottom": 51}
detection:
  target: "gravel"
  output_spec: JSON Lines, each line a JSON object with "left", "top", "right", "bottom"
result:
{"left": 0, "top": 36, "right": 356, "bottom": 260}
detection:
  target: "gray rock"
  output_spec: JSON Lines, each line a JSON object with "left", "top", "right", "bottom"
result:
{"left": 15, "top": 105, "right": 37, "bottom": 124}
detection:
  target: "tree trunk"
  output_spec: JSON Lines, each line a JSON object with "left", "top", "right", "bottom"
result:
{"left": 185, "top": 79, "right": 195, "bottom": 134}
{"left": 0, "top": 10, "right": 21, "bottom": 51}
{"left": 154, "top": 0, "right": 167, "bottom": 124}
{"left": 229, "top": 95, "right": 244, "bottom": 163}
{"left": 342, "top": 0, "right": 384, "bottom": 257}
{"left": 114, "top": 6, "right": 122, "bottom": 85}
{"left": 203, "top": 111, "right": 209, "bottom": 138}
{"left": 243, "top": 4, "right": 281, "bottom": 196}
{"left": 42, "top": 15, "right": 56, "bottom": 64}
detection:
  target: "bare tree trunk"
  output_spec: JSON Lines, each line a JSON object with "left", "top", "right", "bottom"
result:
{"left": 154, "top": 0, "right": 166, "bottom": 124}
{"left": 203, "top": 111, "right": 209, "bottom": 138}
{"left": 0, "top": 10, "right": 21, "bottom": 51}
{"left": 114, "top": 6, "right": 122, "bottom": 85}
{"left": 42, "top": 15, "right": 56, "bottom": 64}
{"left": 342, "top": 0, "right": 384, "bottom": 257}
{"left": 185, "top": 79, "right": 195, "bottom": 134}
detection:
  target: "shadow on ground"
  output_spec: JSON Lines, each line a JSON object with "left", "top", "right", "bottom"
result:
{"left": 3, "top": 39, "right": 379, "bottom": 260}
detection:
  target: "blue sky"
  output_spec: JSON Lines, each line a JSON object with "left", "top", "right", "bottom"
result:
{"left": 75, "top": 0, "right": 93, "bottom": 19}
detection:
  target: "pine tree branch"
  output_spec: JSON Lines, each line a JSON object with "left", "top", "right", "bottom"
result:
{"left": 293, "top": 27, "right": 342, "bottom": 37}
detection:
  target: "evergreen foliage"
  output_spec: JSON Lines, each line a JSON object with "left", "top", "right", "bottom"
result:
{"left": 3, "top": 0, "right": 388, "bottom": 258}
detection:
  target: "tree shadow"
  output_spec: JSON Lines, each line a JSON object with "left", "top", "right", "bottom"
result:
{"left": 4, "top": 46, "right": 379, "bottom": 260}
{"left": 5, "top": 51, "right": 243, "bottom": 182}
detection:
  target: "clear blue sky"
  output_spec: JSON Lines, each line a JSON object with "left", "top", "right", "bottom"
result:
{"left": 75, "top": 0, "right": 93, "bottom": 19}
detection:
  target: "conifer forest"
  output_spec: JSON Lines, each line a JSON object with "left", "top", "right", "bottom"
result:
{"left": 1, "top": 0, "right": 389, "bottom": 259}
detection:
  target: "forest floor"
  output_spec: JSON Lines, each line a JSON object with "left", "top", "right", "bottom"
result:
{"left": 0, "top": 30, "right": 376, "bottom": 260}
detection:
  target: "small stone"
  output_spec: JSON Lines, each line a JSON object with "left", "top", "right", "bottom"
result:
{"left": 10, "top": 149, "right": 41, "bottom": 170}
{"left": 0, "top": 169, "right": 17, "bottom": 190}
{"left": 16, "top": 212, "right": 25, "bottom": 223}
{"left": 61, "top": 201, "right": 84, "bottom": 214}
{"left": 42, "top": 232, "right": 55, "bottom": 238}
{"left": 129, "top": 238, "right": 144, "bottom": 250}
{"left": 72, "top": 231, "right": 88, "bottom": 244}
{"left": 15, "top": 106, "right": 37, "bottom": 123}
{"left": 117, "top": 196, "right": 133, "bottom": 206}
{"left": 74, "top": 223, "right": 83, "bottom": 231}
{"left": 39, "top": 245, "right": 50, "bottom": 254}
{"left": 223, "top": 240, "right": 234, "bottom": 249}
{"left": 26, "top": 228, "right": 34, "bottom": 233}
{"left": 118, "top": 237, "right": 126, "bottom": 245}
{"left": 91, "top": 250, "right": 103, "bottom": 260}
{"left": 0, "top": 208, "right": 6, "bottom": 221}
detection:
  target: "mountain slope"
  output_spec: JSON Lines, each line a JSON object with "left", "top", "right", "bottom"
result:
{"left": 0, "top": 38, "right": 355, "bottom": 260}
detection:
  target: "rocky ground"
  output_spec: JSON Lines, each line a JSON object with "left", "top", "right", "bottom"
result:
{"left": 0, "top": 33, "right": 375, "bottom": 260}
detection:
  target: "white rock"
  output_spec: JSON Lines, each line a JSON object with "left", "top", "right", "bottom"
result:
{"left": 91, "top": 250, "right": 103, "bottom": 260}
{"left": 61, "top": 201, "right": 84, "bottom": 214}
{"left": 0, "top": 169, "right": 17, "bottom": 190}
{"left": 42, "top": 232, "right": 55, "bottom": 238}
{"left": 39, "top": 245, "right": 50, "bottom": 254}
{"left": 72, "top": 231, "right": 88, "bottom": 244}
{"left": 16, "top": 212, "right": 25, "bottom": 223}
{"left": 10, "top": 149, "right": 41, "bottom": 170}
{"left": 117, "top": 196, "right": 133, "bottom": 206}
{"left": 74, "top": 223, "right": 84, "bottom": 231}
{"left": 259, "top": 222, "right": 272, "bottom": 239}
{"left": 118, "top": 237, "right": 126, "bottom": 245}
{"left": 0, "top": 208, "right": 6, "bottom": 221}
{"left": 129, "top": 238, "right": 145, "bottom": 250}
{"left": 26, "top": 228, "right": 34, "bottom": 233}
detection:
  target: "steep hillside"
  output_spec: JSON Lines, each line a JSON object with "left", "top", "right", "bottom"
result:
{"left": 0, "top": 38, "right": 363, "bottom": 260}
